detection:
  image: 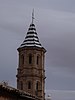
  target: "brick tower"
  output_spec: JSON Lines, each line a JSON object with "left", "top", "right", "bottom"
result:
{"left": 16, "top": 10, "right": 46, "bottom": 100}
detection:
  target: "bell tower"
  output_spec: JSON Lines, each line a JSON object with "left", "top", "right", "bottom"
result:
{"left": 16, "top": 10, "right": 46, "bottom": 100}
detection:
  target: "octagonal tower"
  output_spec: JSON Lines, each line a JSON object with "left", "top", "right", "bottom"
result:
{"left": 16, "top": 10, "right": 46, "bottom": 100}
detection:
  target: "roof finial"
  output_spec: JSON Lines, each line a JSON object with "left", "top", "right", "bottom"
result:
{"left": 32, "top": 9, "right": 34, "bottom": 24}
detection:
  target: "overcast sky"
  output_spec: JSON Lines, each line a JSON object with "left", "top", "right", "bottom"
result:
{"left": 0, "top": 0, "right": 75, "bottom": 100}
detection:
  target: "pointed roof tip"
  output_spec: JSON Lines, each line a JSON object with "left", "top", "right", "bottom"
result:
{"left": 32, "top": 9, "right": 35, "bottom": 24}
{"left": 19, "top": 21, "right": 42, "bottom": 48}
{"left": 18, "top": 10, "right": 46, "bottom": 50}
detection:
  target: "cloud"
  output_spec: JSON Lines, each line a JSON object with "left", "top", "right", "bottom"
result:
{"left": 0, "top": 0, "right": 75, "bottom": 92}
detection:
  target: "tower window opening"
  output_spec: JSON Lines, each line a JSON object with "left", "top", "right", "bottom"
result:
{"left": 36, "top": 81, "right": 39, "bottom": 96}
{"left": 29, "top": 54, "right": 32, "bottom": 64}
{"left": 37, "top": 56, "right": 39, "bottom": 65}
{"left": 28, "top": 81, "right": 31, "bottom": 89}
{"left": 21, "top": 55, "right": 24, "bottom": 65}
{"left": 36, "top": 81, "right": 39, "bottom": 91}
{"left": 20, "top": 81, "right": 23, "bottom": 90}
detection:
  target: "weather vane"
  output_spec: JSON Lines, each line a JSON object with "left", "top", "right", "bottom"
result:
{"left": 32, "top": 9, "right": 34, "bottom": 24}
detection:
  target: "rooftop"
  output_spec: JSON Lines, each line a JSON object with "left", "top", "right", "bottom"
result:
{"left": 0, "top": 83, "right": 40, "bottom": 100}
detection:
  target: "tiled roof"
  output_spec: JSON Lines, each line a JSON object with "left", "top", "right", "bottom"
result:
{"left": 20, "top": 23, "right": 42, "bottom": 48}
{"left": 0, "top": 83, "right": 40, "bottom": 100}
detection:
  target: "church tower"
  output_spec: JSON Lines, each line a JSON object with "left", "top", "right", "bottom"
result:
{"left": 16, "top": 10, "right": 46, "bottom": 100}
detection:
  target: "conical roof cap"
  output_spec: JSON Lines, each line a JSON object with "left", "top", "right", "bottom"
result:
{"left": 20, "top": 23, "right": 42, "bottom": 48}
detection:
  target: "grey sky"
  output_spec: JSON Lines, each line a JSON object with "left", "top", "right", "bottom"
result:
{"left": 0, "top": 0, "right": 75, "bottom": 99}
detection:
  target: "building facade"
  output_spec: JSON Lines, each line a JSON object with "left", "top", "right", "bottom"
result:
{"left": 16, "top": 11, "right": 46, "bottom": 100}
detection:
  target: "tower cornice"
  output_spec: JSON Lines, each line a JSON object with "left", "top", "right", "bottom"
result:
{"left": 17, "top": 46, "right": 46, "bottom": 53}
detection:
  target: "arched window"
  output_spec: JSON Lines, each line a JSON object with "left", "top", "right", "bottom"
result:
{"left": 36, "top": 81, "right": 39, "bottom": 90}
{"left": 36, "top": 81, "right": 40, "bottom": 96}
{"left": 28, "top": 81, "right": 31, "bottom": 89}
{"left": 21, "top": 55, "right": 24, "bottom": 65}
{"left": 29, "top": 54, "right": 32, "bottom": 64}
{"left": 20, "top": 81, "right": 23, "bottom": 90}
{"left": 37, "top": 56, "right": 39, "bottom": 65}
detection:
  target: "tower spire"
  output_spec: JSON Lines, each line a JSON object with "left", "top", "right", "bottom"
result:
{"left": 32, "top": 9, "right": 34, "bottom": 24}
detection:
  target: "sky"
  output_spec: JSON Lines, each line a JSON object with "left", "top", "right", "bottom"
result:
{"left": 0, "top": 0, "right": 75, "bottom": 100}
